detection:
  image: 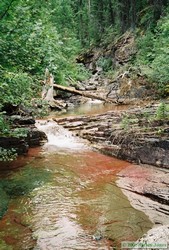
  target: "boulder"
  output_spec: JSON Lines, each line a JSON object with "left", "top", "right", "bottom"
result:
{"left": 26, "top": 127, "right": 47, "bottom": 147}
{"left": 0, "top": 137, "right": 29, "bottom": 155}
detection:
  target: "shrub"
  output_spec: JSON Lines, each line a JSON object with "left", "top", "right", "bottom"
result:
{"left": 155, "top": 102, "right": 169, "bottom": 120}
{"left": 0, "top": 69, "right": 34, "bottom": 107}
{"left": 136, "top": 10, "right": 169, "bottom": 96}
{"left": 0, "top": 147, "right": 17, "bottom": 162}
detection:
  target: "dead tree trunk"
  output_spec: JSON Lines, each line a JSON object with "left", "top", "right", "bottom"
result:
{"left": 53, "top": 83, "right": 117, "bottom": 103}
{"left": 42, "top": 69, "right": 66, "bottom": 109}
{"left": 42, "top": 69, "right": 120, "bottom": 109}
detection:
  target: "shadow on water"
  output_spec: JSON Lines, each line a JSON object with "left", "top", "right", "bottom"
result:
{"left": 0, "top": 118, "right": 153, "bottom": 249}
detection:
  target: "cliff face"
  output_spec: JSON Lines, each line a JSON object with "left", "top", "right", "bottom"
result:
{"left": 77, "top": 31, "right": 156, "bottom": 105}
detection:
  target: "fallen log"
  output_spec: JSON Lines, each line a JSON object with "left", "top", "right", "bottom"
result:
{"left": 53, "top": 83, "right": 118, "bottom": 103}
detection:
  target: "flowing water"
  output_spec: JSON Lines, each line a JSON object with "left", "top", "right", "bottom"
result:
{"left": 0, "top": 104, "right": 153, "bottom": 250}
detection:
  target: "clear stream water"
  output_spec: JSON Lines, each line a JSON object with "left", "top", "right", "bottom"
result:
{"left": 0, "top": 103, "right": 153, "bottom": 250}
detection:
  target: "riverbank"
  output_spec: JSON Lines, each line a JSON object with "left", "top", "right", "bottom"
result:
{"left": 54, "top": 102, "right": 169, "bottom": 169}
{"left": 0, "top": 115, "right": 47, "bottom": 165}
{"left": 0, "top": 120, "right": 154, "bottom": 250}
{"left": 1, "top": 77, "right": 169, "bottom": 247}
{"left": 53, "top": 101, "right": 169, "bottom": 248}
{"left": 0, "top": 103, "right": 169, "bottom": 249}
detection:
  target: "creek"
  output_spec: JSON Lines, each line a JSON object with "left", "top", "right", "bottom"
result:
{"left": 0, "top": 102, "right": 153, "bottom": 250}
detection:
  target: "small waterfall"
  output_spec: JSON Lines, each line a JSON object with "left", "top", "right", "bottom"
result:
{"left": 36, "top": 120, "right": 88, "bottom": 151}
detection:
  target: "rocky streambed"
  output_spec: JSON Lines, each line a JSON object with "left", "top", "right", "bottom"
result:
{"left": 54, "top": 103, "right": 169, "bottom": 169}
{"left": 53, "top": 102, "right": 169, "bottom": 203}
{"left": 1, "top": 100, "right": 169, "bottom": 247}
{"left": 53, "top": 102, "right": 169, "bottom": 247}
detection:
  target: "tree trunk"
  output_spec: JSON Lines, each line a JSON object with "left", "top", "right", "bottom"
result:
{"left": 42, "top": 70, "right": 66, "bottom": 109}
{"left": 53, "top": 83, "right": 118, "bottom": 103}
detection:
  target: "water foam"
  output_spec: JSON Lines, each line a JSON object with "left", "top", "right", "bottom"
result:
{"left": 36, "top": 120, "right": 88, "bottom": 151}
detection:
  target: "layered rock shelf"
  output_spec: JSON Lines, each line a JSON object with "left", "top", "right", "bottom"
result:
{"left": 54, "top": 103, "right": 169, "bottom": 169}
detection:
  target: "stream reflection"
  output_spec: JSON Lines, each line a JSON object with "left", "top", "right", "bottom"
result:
{"left": 51, "top": 101, "right": 132, "bottom": 118}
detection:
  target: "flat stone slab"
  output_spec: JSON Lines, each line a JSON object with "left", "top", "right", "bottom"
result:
{"left": 53, "top": 104, "right": 169, "bottom": 169}
{"left": 131, "top": 225, "right": 169, "bottom": 250}
{"left": 117, "top": 164, "right": 169, "bottom": 225}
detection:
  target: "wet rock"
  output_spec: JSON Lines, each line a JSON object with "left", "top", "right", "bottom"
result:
{"left": 116, "top": 164, "right": 169, "bottom": 225}
{"left": 132, "top": 225, "right": 169, "bottom": 250}
{"left": 26, "top": 127, "right": 47, "bottom": 147}
{"left": 138, "top": 143, "right": 168, "bottom": 167}
{"left": 9, "top": 115, "right": 35, "bottom": 125}
{"left": 0, "top": 137, "right": 29, "bottom": 155}
{"left": 92, "top": 234, "right": 103, "bottom": 241}
{"left": 53, "top": 104, "right": 169, "bottom": 169}
{"left": 2, "top": 104, "right": 33, "bottom": 116}
{"left": 0, "top": 116, "right": 47, "bottom": 158}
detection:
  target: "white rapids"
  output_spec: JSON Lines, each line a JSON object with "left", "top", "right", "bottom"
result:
{"left": 36, "top": 119, "right": 89, "bottom": 151}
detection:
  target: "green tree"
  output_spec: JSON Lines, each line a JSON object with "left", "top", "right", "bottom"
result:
{"left": 136, "top": 7, "right": 169, "bottom": 95}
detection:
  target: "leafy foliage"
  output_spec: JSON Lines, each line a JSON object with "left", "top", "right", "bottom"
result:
{"left": 0, "top": 0, "right": 88, "bottom": 161}
{"left": 0, "top": 0, "right": 169, "bottom": 104}
{"left": 155, "top": 102, "right": 169, "bottom": 120}
{"left": 97, "top": 57, "right": 112, "bottom": 72}
{"left": 0, "top": 0, "right": 169, "bottom": 161}
{"left": 0, "top": 69, "right": 34, "bottom": 107}
{"left": 0, "top": 147, "right": 17, "bottom": 162}
{"left": 0, "top": 112, "right": 10, "bottom": 135}
{"left": 0, "top": 0, "right": 83, "bottom": 83}
{"left": 136, "top": 8, "right": 169, "bottom": 96}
